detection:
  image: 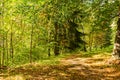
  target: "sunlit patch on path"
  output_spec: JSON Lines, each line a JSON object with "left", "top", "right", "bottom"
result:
{"left": 2, "top": 54, "right": 120, "bottom": 80}
{"left": 60, "top": 54, "right": 120, "bottom": 80}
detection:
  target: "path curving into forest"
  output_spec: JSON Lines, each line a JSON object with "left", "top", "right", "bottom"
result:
{"left": 60, "top": 54, "right": 120, "bottom": 80}
{"left": 1, "top": 54, "right": 120, "bottom": 80}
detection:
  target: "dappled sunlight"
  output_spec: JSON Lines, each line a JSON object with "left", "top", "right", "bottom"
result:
{"left": 5, "top": 75, "right": 25, "bottom": 80}
{"left": 92, "top": 52, "right": 111, "bottom": 58}
{"left": 1, "top": 0, "right": 120, "bottom": 79}
{"left": 1, "top": 53, "right": 120, "bottom": 80}
{"left": 0, "top": 77, "right": 4, "bottom": 80}
{"left": 60, "top": 54, "right": 120, "bottom": 80}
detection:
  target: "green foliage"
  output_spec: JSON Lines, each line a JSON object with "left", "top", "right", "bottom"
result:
{"left": 0, "top": 0, "right": 120, "bottom": 66}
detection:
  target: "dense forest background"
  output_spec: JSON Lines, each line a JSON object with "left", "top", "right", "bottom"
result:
{"left": 0, "top": 0, "right": 120, "bottom": 67}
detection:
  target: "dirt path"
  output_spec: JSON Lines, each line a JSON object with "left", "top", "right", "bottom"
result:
{"left": 1, "top": 54, "right": 120, "bottom": 80}
{"left": 60, "top": 54, "right": 120, "bottom": 80}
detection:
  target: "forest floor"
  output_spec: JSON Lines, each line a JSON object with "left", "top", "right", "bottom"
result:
{"left": 1, "top": 52, "right": 120, "bottom": 80}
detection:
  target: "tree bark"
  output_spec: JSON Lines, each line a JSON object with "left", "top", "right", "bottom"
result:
{"left": 30, "top": 24, "right": 33, "bottom": 63}
{"left": 10, "top": 21, "right": 14, "bottom": 59}
{"left": 112, "top": 6, "right": 120, "bottom": 59}
{"left": 89, "top": 32, "right": 93, "bottom": 51}
{"left": 2, "top": 36, "right": 5, "bottom": 66}
{"left": 81, "top": 25, "right": 87, "bottom": 52}
{"left": 6, "top": 33, "right": 8, "bottom": 64}
{"left": 54, "top": 23, "right": 60, "bottom": 56}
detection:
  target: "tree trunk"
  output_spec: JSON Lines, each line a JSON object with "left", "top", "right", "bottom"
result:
{"left": 6, "top": 33, "right": 8, "bottom": 65}
{"left": 54, "top": 23, "right": 60, "bottom": 56}
{"left": 1, "top": 0, "right": 5, "bottom": 66}
{"left": 48, "top": 31, "right": 50, "bottom": 57}
{"left": 0, "top": 51, "right": 1, "bottom": 67}
{"left": 2, "top": 36, "right": 5, "bottom": 66}
{"left": 89, "top": 32, "right": 93, "bottom": 51}
{"left": 10, "top": 22, "right": 14, "bottom": 59}
{"left": 81, "top": 25, "right": 87, "bottom": 52}
{"left": 112, "top": 6, "right": 120, "bottom": 59}
{"left": 30, "top": 24, "right": 33, "bottom": 63}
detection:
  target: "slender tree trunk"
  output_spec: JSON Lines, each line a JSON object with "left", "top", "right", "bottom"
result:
{"left": 10, "top": 22, "right": 14, "bottom": 59}
{"left": 112, "top": 6, "right": 120, "bottom": 59}
{"left": 2, "top": 36, "right": 5, "bottom": 66}
{"left": 89, "top": 32, "right": 93, "bottom": 51}
{"left": 0, "top": 51, "right": 1, "bottom": 67}
{"left": 1, "top": 0, "right": 5, "bottom": 66}
{"left": 30, "top": 24, "right": 33, "bottom": 63}
{"left": 54, "top": 23, "right": 60, "bottom": 56}
{"left": 81, "top": 25, "right": 87, "bottom": 52}
{"left": 6, "top": 33, "right": 8, "bottom": 64}
{"left": 48, "top": 31, "right": 51, "bottom": 57}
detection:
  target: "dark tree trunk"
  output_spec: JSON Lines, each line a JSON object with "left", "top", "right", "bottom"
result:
{"left": 10, "top": 23, "right": 14, "bottom": 59}
{"left": 48, "top": 31, "right": 51, "bottom": 57}
{"left": 112, "top": 7, "right": 120, "bottom": 59}
{"left": 48, "top": 48, "right": 51, "bottom": 57}
{"left": 54, "top": 23, "right": 60, "bottom": 56}
{"left": 54, "top": 45, "right": 60, "bottom": 56}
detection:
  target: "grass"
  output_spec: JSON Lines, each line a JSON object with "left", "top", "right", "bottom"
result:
{"left": 3, "top": 45, "right": 113, "bottom": 67}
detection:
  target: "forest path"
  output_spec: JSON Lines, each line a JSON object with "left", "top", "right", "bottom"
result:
{"left": 60, "top": 54, "right": 120, "bottom": 80}
{"left": 2, "top": 53, "right": 120, "bottom": 80}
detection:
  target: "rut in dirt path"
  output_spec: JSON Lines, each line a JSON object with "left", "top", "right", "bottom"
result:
{"left": 2, "top": 54, "right": 120, "bottom": 80}
{"left": 60, "top": 55, "right": 120, "bottom": 80}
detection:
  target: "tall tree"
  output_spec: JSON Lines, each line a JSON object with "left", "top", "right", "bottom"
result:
{"left": 112, "top": 5, "right": 120, "bottom": 59}
{"left": 40, "top": 0, "right": 87, "bottom": 55}
{"left": 90, "top": 0, "right": 120, "bottom": 60}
